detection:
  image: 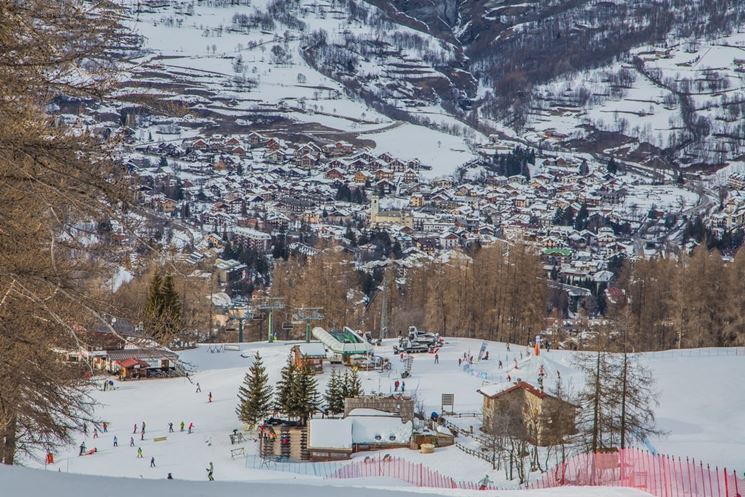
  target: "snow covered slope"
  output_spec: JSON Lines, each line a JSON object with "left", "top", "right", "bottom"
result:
{"left": 0, "top": 464, "right": 652, "bottom": 497}
{"left": 22, "top": 339, "right": 745, "bottom": 486}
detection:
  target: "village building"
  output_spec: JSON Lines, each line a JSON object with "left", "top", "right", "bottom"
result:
{"left": 478, "top": 380, "right": 577, "bottom": 446}
{"left": 291, "top": 342, "right": 326, "bottom": 374}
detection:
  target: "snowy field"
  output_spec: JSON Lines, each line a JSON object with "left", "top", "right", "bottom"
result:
{"left": 24, "top": 338, "right": 745, "bottom": 487}
{"left": 0, "top": 464, "right": 653, "bottom": 497}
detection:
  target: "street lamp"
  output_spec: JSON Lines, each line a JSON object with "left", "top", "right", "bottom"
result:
{"left": 228, "top": 304, "right": 250, "bottom": 343}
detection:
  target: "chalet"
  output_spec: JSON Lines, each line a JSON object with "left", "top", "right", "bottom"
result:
{"left": 266, "top": 138, "right": 283, "bottom": 151}
{"left": 192, "top": 138, "right": 208, "bottom": 151}
{"left": 479, "top": 380, "right": 577, "bottom": 446}
{"left": 296, "top": 142, "right": 322, "bottom": 157}
{"left": 325, "top": 168, "right": 345, "bottom": 180}
{"left": 231, "top": 145, "right": 248, "bottom": 157}
{"left": 377, "top": 152, "right": 394, "bottom": 163}
{"left": 264, "top": 149, "right": 285, "bottom": 164}
{"left": 247, "top": 131, "right": 265, "bottom": 147}
{"left": 291, "top": 343, "right": 326, "bottom": 374}
{"left": 374, "top": 168, "right": 394, "bottom": 181}
{"left": 388, "top": 159, "right": 406, "bottom": 173}
{"left": 410, "top": 193, "right": 424, "bottom": 208}
{"left": 376, "top": 179, "right": 395, "bottom": 195}
{"left": 154, "top": 196, "right": 177, "bottom": 214}
{"left": 354, "top": 170, "right": 373, "bottom": 184}
{"left": 402, "top": 168, "right": 419, "bottom": 184}
{"left": 296, "top": 153, "right": 318, "bottom": 169}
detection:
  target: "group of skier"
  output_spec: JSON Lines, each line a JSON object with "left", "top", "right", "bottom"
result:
{"left": 72, "top": 379, "right": 215, "bottom": 481}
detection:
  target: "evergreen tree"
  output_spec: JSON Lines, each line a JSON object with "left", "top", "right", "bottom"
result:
{"left": 144, "top": 270, "right": 183, "bottom": 344}
{"left": 607, "top": 158, "right": 618, "bottom": 175}
{"left": 574, "top": 203, "right": 589, "bottom": 231}
{"left": 144, "top": 270, "right": 163, "bottom": 322}
{"left": 275, "top": 356, "right": 297, "bottom": 415}
{"left": 236, "top": 352, "right": 273, "bottom": 426}
{"left": 339, "top": 371, "right": 350, "bottom": 399}
{"left": 324, "top": 369, "right": 344, "bottom": 415}
{"left": 158, "top": 272, "right": 182, "bottom": 342}
{"left": 293, "top": 365, "right": 320, "bottom": 424}
{"left": 345, "top": 368, "right": 363, "bottom": 398}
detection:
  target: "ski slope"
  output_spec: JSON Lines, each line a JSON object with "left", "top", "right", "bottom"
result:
{"left": 22, "top": 339, "right": 745, "bottom": 486}
{"left": 0, "top": 464, "right": 653, "bottom": 497}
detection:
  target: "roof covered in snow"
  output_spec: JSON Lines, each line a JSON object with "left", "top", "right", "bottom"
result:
{"left": 308, "top": 418, "right": 352, "bottom": 450}
{"left": 294, "top": 342, "right": 326, "bottom": 357}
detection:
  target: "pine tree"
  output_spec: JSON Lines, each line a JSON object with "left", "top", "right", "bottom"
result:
{"left": 144, "top": 270, "right": 182, "bottom": 344}
{"left": 346, "top": 368, "right": 363, "bottom": 398}
{"left": 324, "top": 369, "right": 344, "bottom": 415}
{"left": 340, "top": 371, "right": 351, "bottom": 399}
{"left": 236, "top": 352, "right": 273, "bottom": 426}
{"left": 144, "top": 270, "right": 164, "bottom": 322}
{"left": 275, "top": 356, "right": 297, "bottom": 416}
{"left": 294, "top": 365, "right": 320, "bottom": 424}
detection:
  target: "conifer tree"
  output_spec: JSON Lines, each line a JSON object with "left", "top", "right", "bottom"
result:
{"left": 275, "top": 356, "right": 297, "bottom": 416}
{"left": 236, "top": 352, "right": 273, "bottom": 426}
{"left": 144, "top": 270, "right": 182, "bottom": 344}
{"left": 340, "top": 371, "right": 351, "bottom": 399}
{"left": 324, "top": 369, "right": 344, "bottom": 415}
{"left": 346, "top": 368, "right": 363, "bottom": 398}
{"left": 294, "top": 365, "right": 320, "bottom": 424}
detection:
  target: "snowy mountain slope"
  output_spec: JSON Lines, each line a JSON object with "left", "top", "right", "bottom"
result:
{"left": 113, "top": 0, "right": 482, "bottom": 176}
{"left": 23, "top": 339, "right": 745, "bottom": 486}
{"left": 0, "top": 464, "right": 653, "bottom": 497}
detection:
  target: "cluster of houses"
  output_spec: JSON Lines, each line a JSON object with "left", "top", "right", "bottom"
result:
{"left": 122, "top": 128, "right": 700, "bottom": 316}
{"left": 60, "top": 318, "right": 181, "bottom": 381}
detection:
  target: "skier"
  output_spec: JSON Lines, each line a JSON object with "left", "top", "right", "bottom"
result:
{"left": 129, "top": 436, "right": 135, "bottom": 447}
{"left": 168, "top": 422, "right": 174, "bottom": 433}
{"left": 206, "top": 462, "right": 214, "bottom": 481}
{"left": 478, "top": 474, "right": 492, "bottom": 490}
{"left": 141, "top": 421, "right": 146, "bottom": 434}
{"left": 180, "top": 421, "right": 185, "bottom": 432}
{"left": 82, "top": 423, "right": 88, "bottom": 436}
{"left": 401, "top": 381, "right": 406, "bottom": 392}
{"left": 102, "top": 422, "right": 108, "bottom": 432}
{"left": 208, "top": 392, "right": 213, "bottom": 403}
{"left": 92, "top": 428, "right": 98, "bottom": 439}
{"left": 188, "top": 422, "right": 194, "bottom": 434}
{"left": 394, "top": 380, "right": 400, "bottom": 392}
{"left": 167, "top": 473, "right": 173, "bottom": 480}
{"left": 498, "top": 360, "right": 503, "bottom": 369}
{"left": 458, "top": 357, "right": 462, "bottom": 366}
{"left": 506, "top": 343, "right": 510, "bottom": 352}
{"left": 434, "top": 353, "right": 439, "bottom": 364}
{"left": 196, "top": 382, "right": 201, "bottom": 393}
{"left": 140, "top": 431, "right": 145, "bottom": 441}
{"left": 136, "top": 447, "right": 143, "bottom": 458}
{"left": 113, "top": 436, "right": 118, "bottom": 447}
{"left": 79, "top": 442, "right": 86, "bottom": 456}
{"left": 133, "top": 423, "right": 137, "bottom": 434}
{"left": 150, "top": 456, "right": 156, "bottom": 468}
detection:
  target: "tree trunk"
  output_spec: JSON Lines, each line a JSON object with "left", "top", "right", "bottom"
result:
{"left": 620, "top": 352, "right": 628, "bottom": 449}
{"left": 2, "top": 414, "right": 17, "bottom": 465}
